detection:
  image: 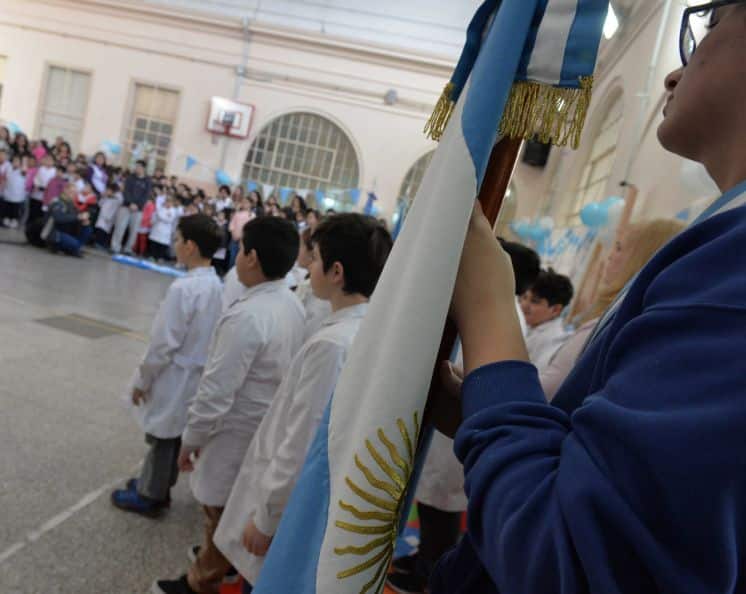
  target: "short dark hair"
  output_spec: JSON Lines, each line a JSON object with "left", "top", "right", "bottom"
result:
{"left": 219, "top": 185, "right": 231, "bottom": 194}
{"left": 242, "top": 217, "right": 299, "bottom": 279}
{"left": 530, "top": 268, "right": 574, "bottom": 307}
{"left": 135, "top": 159, "right": 147, "bottom": 168}
{"left": 498, "top": 238, "right": 541, "bottom": 295}
{"left": 107, "top": 182, "right": 121, "bottom": 192}
{"left": 177, "top": 213, "right": 223, "bottom": 259}
{"left": 311, "top": 213, "right": 393, "bottom": 298}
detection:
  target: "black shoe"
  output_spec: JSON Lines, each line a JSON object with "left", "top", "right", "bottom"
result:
{"left": 392, "top": 553, "right": 419, "bottom": 575}
{"left": 186, "top": 545, "right": 238, "bottom": 583}
{"left": 151, "top": 575, "right": 196, "bottom": 594}
{"left": 386, "top": 570, "right": 428, "bottom": 594}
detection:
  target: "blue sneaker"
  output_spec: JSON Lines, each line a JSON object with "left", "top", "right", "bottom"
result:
{"left": 123, "top": 478, "right": 171, "bottom": 507}
{"left": 110, "top": 488, "right": 163, "bottom": 518}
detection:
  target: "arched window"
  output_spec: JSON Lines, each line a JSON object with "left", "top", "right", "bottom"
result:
{"left": 242, "top": 112, "right": 360, "bottom": 194}
{"left": 569, "top": 94, "right": 623, "bottom": 221}
{"left": 398, "top": 150, "right": 435, "bottom": 204}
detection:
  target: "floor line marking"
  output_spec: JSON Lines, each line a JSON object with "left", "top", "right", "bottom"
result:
{"left": 0, "top": 472, "right": 131, "bottom": 566}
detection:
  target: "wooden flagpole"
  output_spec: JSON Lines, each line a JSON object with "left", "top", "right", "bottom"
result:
{"left": 424, "top": 136, "right": 523, "bottom": 426}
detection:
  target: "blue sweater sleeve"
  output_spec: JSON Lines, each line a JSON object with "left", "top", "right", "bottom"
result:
{"left": 449, "top": 304, "right": 746, "bottom": 594}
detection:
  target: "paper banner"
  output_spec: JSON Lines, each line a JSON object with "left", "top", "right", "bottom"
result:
{"left": 363, "top": 191, "right": 378, "bottom": 215}
{"left": 349, "top": 188, "right": 361, "bottom": 205}
{"left": 7, "top": 122, "right": 23, "bottom": 135}
{"left": 101, "top": 140, "right": 122, "bottom": 155}
{"left": 185, "top": 155, "right": 198, "bottom": 171}
{"left": 246, "top": 181, "right": 258, "bottom": 192}
{"left": 279, "top": 187, "right": 292, "bottom": 204}
{"left": 263, "top": 184, "right": 275, "bottom": 199}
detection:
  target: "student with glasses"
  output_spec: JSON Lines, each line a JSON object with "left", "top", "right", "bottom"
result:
{"left": 430, "top": 3, "right": 746, "bottom": 593}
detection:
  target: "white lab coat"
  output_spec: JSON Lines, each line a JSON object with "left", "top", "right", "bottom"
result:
{"left": 295, "top": 278, "right": 332, "bottom": 341}
{"left": 149, "top": 202, "right": 176, "bottom": 245}
{"left": 415, "top": 430, "right": 468, "bottom": 512}
{"left": 214, "top": 303, "right": 368, "bottom": 584}
{"left": 3, "top": 168, "right": 26, "bottom": 203}
{"left": 128, "top": 267, "right": 223, "bottom": 438}
{"left": 540, "top": 318, "right": 596, "bottom": 400}
{"left": 221, "top": 267, "right": 249, "bottom": 313}
{"left": 525, "top": 316, "right": 570, "bottom": 371}
{"left": 95, "top": 193, "right": 123, "bottom": 233}
{"left": 183, "top": 280, "right": 305, "bottom": 507}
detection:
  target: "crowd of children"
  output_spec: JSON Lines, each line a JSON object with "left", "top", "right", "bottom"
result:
{"left": 0, "top": 128, "right": 326, "bottom": 265}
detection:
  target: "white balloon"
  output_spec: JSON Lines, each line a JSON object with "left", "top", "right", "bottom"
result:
{"left": 607, "top": 200, "right": 625, "bottom": 229}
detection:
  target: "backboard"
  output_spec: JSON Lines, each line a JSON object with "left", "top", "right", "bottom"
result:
{"left": 206, "top": 97, "right": 254, "bottom": 139}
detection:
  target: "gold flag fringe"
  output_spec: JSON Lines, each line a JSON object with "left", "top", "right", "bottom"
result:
{"left": 424, "top": 76, "right": 593, "bottom": 149}
{"left": 423, "top": 83, "right": 456, "bottom": 142}
{"left": 499, "top": 76, "right": 594, "bottom": 149}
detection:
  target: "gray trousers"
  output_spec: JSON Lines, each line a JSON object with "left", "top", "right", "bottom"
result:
{"left": 138, "top": 434, "right": 181, "bottom": 502}
{"left": 111, "top": 206, "right": 142, "bottom": 253}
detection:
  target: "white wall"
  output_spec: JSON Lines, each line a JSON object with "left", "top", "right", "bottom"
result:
{"left": 0, "top": 0, "right": 446, "bottom": 216}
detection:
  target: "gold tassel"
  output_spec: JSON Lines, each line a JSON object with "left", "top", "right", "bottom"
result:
{"left": 424, "top": 82, "right": 456, "bottom": 142}
{"left": 499, "top": 76, "right": 594, "bottom": 149}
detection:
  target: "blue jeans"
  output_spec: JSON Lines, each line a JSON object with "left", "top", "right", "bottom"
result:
{"left": 242, "top": 582, "right": 253, "bottom": 594}
{"left": 228, "top": 240, "right": 240, "bottom": 269}
{"left": 54, "top": 225, "right": 93, "bottom": 256}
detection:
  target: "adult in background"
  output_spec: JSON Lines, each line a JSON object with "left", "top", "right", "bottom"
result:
{"left": 111, "top": 159, "right": 152, "bottom": 254}
{"left": 85, "top": 151, "right": 109, "bottom": 198}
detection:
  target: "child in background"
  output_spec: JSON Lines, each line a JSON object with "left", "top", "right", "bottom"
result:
{"left": 30, "top": 155, "right": 57, "bottom": 222}
{"left": 75, "top": 182, "right": 97, "bottom": 213}
{"left": 95, "top": 183, "right": 123, "bottom": 248}
{"left": 149, "top": 195, "right": 177, "bottom": 262}
{"left": 43, "top": 165, "right": 67, "bottom": 208}
{"left": 0, "top": 149, "right": 11, "bottom": 200}
{"left": 24, "top": 155, "right": 38, "bottom": 203}
{"left": 228, "top": 196, "right": 254, "bottom": 268}
{"left": 153, "top": 217, "right": 305, "bottom": 594}
{"left": 520, "top": 268, "right": 574, "bottom": 370}
{"left": 136, "top": 195, "right": 156, "bottom": 256}
{"left": 2, "top": 155, "right": 26, "bottom": 228}
{"left": 213, "top": 214, "right": 394, "bottom": 593}
{"left": 292, "top": 228, "right": 331, "bottom": 340}
{"left": 67, "top": 164, "right": 85, "bottom": 193}
{"left": 111, "top": 214, "right": 225, "bottom": 517}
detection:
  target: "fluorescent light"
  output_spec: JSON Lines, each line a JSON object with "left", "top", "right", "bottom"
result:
{"left": 603, "top": 4, "right": 619, "bottom": 39}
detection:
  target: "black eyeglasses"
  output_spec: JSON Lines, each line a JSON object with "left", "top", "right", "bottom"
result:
{"left": 680, "top": 0, "right": 744, "bottom": 65}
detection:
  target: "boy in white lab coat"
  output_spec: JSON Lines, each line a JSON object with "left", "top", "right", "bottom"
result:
{"left": 211, "top": 214, "right": 393, "bottom": 594}
{"left": 519, "top": 268, "right": 574, "bottom": 371}
{"left": 153, "top": 217, "right": 305, "bottom": 594}
{"left": 110, "top": 214, "right": 224, "bottom": 517}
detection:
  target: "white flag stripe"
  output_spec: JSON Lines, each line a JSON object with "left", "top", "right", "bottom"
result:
{"left": 316, "top": 79, "right": 478, "bottom": 592}
{"left": 526, "top": 0, "right": 579, "bottom": 85}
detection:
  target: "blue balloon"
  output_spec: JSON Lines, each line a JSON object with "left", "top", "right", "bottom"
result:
{"left": 215, "top": 170, "right": 233, "bottom": 186}
{"left": 580, "top": 202, "right": 608, "bottom": 228}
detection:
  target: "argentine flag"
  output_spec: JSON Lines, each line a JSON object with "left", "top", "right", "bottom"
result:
{"left": 255, "top": 1, "right": 608, "bottom": 592}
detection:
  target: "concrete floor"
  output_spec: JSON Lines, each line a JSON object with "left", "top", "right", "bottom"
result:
{"left": 0, "top": 230, "right": 204, "bottom": 593}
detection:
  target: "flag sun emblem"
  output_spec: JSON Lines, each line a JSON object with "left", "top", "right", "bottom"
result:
{"left": 334, "top": 412, "right": 421, "bottom": 593}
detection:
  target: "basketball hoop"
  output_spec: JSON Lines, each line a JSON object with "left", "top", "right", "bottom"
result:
{"left": 206, "top": 97, "right": 254, "bottom": 139}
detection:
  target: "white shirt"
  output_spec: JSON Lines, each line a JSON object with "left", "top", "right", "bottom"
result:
{"left": 295, "top": 278, "right": 332, "bottom": 341}
{"left": 95, "top": 193, "right": 123, "bottom": 232}
{"left": 32, "top": 165, "right": 56, "bottom": 200}
{"left": 214, "top": 303, "right": 368, "bottom": 584}
{"left": 215, "top": 197, "right": 233, "bottom": 212}
{"left": 128, "top": 267, "right": 223, "bottom": 438}
{"left": 149, "top": 203, "right": 177, "bottom": 245}
{"left": 0, "top": 161, "right": 12, "bottom": 193}
{"left": 184, "top": 280, "right": 305, "bottom": 507}
{"left": 525, "top": 316, "right": 570, "bottom": 371}
{"left": 90, "top": 164, "right": 107, "bottom": 194}
{"left": 4, "top": 167, "right": 26, "bottom": 202}
{"left": 415, "top": 429, "right": 468, "bottom": 513}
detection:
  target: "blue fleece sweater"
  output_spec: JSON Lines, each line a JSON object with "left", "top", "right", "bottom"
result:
{"left": 431, "top": 193, "right": 746, "bottom": 593}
